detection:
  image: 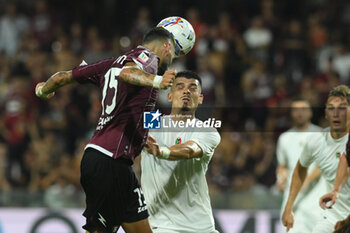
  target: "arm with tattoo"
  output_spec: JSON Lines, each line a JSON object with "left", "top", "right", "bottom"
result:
{"left": 119, "top": 62, "right": 175, "bottom": 89}
{"left": 35, "top": 71, "right": 76, "bottom": 99}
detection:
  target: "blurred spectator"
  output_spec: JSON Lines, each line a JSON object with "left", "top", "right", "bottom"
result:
{"left": 243, "top": 16, "right": 272, "bottom": 61}
{"left": 83, "top": 26, "right": 112, "bottom": 63}
{"left": 0, "top": 2, "right": 29, "bottom": 58}
{"left": 31, "top": 0, "right": 53, "bottom": 51}
{"left": 281, "top": 20, "right": 307, "bottom": 82}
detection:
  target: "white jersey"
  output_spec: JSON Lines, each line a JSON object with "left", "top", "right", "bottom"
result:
{"left": 141, "top": 116, "right": 221, "bottom": 233}
{"left": 300, "top": 127, "right": 350, "bottom": 225}
{"left": 277, "top": 124, "right": 327, "bottom": 232}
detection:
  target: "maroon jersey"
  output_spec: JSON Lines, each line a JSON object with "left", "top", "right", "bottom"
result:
{"left": 72, "top": 46, "right": 159, "bottom": 160}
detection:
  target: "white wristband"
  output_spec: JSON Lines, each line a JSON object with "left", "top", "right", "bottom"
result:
{"left": 153, "top": 75, "right": 163, "bottom": 88}
{"left": 36, "top": 86, "right": 47, "bottom": 98}
{"left": 160, "top": 147, "right": 171, "bottom": 159}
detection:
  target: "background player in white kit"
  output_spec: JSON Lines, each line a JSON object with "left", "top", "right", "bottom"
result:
{"left": 141, "top": 71, "right": 221, "bottom": 233}
{"left": 282, "top": 85, "right": 350, "bottom": 233}
{"left": 276, "top": 98, "right": 326, "bottom": 232}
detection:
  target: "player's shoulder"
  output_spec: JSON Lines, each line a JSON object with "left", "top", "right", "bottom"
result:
{"left": 191, "top": 118, "right": 221, "bottom": 141}
{"left": 309, "top": 124, "right": 322, "bottom": 132}
{"left": 305, "top": 127, "right": 328, "bottom": 145}
{"left": 277, "top": 128, "right": 297, "bottom": 143}
{"left": 124, "top": 46, "right": 154, "bottom": 58}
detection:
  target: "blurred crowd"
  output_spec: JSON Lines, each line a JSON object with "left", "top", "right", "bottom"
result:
{"left": 0, "top": 0, "right": 350, "bottom": 207}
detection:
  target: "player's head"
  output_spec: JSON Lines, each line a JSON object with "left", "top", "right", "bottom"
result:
{"left": 290, "top": 97, "right": 312, "bottom": 128}
{"left": 142, "top": 27, "right": 176, "bottom": 75}
{"left": 168, "top": 71, "right": 203, "bottom": 114}
{"left": 325, "top": 85, "right": 350, "bottom": 133}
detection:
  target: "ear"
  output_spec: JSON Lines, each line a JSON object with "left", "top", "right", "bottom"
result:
{"left": 164, "top": 41, "right": 171, "bottom": 54}
{"left": 325, "top": 108, "right": 328, "bottom": 119}
{"left": 168, "top": 92, "right": 173, "bottom": 102}
{"left": 198, "top": 94, "right": 204, "bottom": 104}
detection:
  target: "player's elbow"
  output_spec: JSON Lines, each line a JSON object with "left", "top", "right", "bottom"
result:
{"left": 186, "top": 146, "right": 202, "bottom": 159}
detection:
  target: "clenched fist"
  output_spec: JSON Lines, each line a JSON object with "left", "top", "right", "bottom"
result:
{"left": 160, "top": 69, "right": 176, "bottom": 89}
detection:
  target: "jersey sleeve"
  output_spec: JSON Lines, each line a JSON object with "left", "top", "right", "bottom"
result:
{"left": 276, "top": 134, "right": 288, "bottom": 166}
{"left": 299, "top": 134, "right": 318, "bottom": 167}
{"left": 123, "top": 47, "right": 159, "bottom": 74}
{"left": 191, "top": 129, "right": 221, "bottom": 160}
{"left": 72, "top": 58, "right": 116, "bottom": 85}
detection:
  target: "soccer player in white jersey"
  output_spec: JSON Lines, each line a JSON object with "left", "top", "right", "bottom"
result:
{"left": 276, "top": 98, "right": 327, "bottom": 232}
{"left": 282, "top": 85, "right": 350, "bottom": 233}
{"left": 319, "top": 137, "right": 350, "bottom": 232}
{"left": 140, "top": 70, "right": 221, "bottom": 233}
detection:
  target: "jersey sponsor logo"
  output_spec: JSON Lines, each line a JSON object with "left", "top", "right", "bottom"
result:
{"left": 96, "top": 115, "right": 115, "bottom": 130}
{"left": 137, "top": 52, "right": 149, "bottom": 63}
{"left": 176, "top": 137, "right": 182, "bottom": 144}
{"left": 143, "top": 110, "right": 162, "bottom": 129}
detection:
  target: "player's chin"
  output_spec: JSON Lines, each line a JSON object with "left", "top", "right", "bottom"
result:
{"left": 181, "top": 106, "right": 191, "bottom": 112}
{"left": 333, "top": 125, "right": 346, "bottom": 132}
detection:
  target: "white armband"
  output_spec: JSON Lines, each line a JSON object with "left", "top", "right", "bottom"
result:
{"left": 36, "top": 86, "right": 49, "bottom": 98}
{"left": 153, "top": 75, "right": 163, "bottom": 88}
{"left": 160, "top": 147, "right": 171, "bottom": 159}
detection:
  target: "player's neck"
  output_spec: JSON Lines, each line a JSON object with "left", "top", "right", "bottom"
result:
{"left": 170, "top": 110, "right": 195, "bottom": 122}
{"left": 143, "top": 43, "right": 162, "bottom": 58}
{"left": 294, "top": 122, "right": 310, "bottom": 131}
{"left": 330, "top": 130, "right": 348, "bottom": 139}
{"left": 330, "top": 124, "right": 350, "bottom": 139}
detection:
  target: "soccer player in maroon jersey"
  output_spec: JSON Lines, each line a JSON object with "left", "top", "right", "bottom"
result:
{"left": 35, "top": 27, "right": 176, "bottom": 233}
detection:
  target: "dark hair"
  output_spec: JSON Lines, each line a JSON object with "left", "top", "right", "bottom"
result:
{"left": 328, "top": 85, "right": 350, "bottom": 104}
{"left": 142, "top": 27, "right": 175, "bottom": 47}
{"left": 175, "top": 70, "right": 202, "bottom": 87}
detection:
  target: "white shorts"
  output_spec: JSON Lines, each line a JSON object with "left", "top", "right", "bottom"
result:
{"left": 151, "top": 227, "right": 219, "bottom": 233}
{"left": 311, "top": 216, "right": 335, "bottom": 233}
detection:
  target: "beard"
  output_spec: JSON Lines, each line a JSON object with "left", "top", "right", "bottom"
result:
{"left": 157, "top": 61, "right": 169, "bottom": 75}
{"left": 181, "top": 106, "right": 191, "bottom": 112}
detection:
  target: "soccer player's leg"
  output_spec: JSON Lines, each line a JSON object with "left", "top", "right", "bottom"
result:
{"left": 121, "top": 166, "right": 151, "bottom": 233}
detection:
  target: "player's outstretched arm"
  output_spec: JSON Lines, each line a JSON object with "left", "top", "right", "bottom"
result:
{"left": 120, "top": 62, "right": 175, "bottom": 89}
{"left": 144, "top": 135, "right": 202, "bottom": 160}
{"left": 320, "top": 153, "right": 349, "bottom": 209}
{"left": 282, "top": 160, "right": 308, "bottom": 232}
{"left": 35, "top": 71, "right": 76, "bottom": 99}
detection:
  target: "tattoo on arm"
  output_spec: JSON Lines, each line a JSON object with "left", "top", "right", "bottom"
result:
{"left": 120, "top": 67, "right": 155, "bottom": 87}
{"left": 42, "top": 71, "right": 75, "bottom": 94}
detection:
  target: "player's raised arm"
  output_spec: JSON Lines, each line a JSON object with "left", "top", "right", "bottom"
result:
{"left": 120, "top": 63, "right": 175, "bottom": 89}
{"left": 144, "top": 135, "right": 203, "bottom": 160}
{"left": 35, "top": 71, "right": 75, "bottom": 99}
{"left": 144, "top": 130, "right": 220, "bottom": 160}
{"left": 319, "top": 153, "right": 350, "bottom": 209}
{"left": 282, "top": 160, "right": 308, "bottom": 231}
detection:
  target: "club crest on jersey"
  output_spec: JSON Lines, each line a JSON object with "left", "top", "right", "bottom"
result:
{"left": 336, "top": 152, "right": 341, "bottom": 158}
{"left": 137, "top": 52, "right": 149, "bottom": 63}
{"left": 175, "top": 137, "right": 181, "bottom": 144}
